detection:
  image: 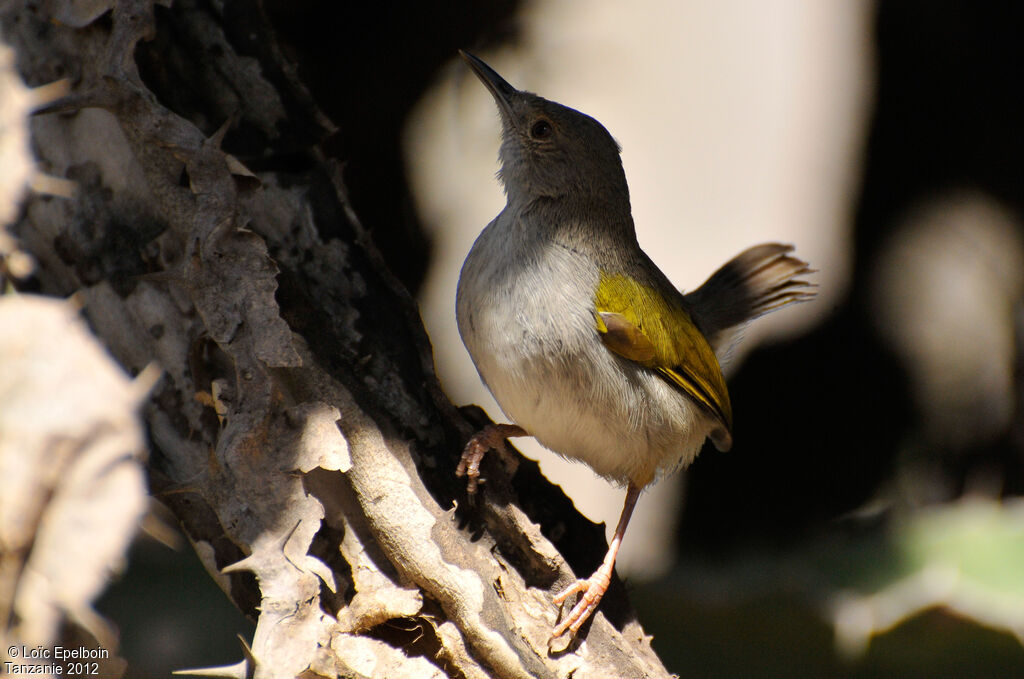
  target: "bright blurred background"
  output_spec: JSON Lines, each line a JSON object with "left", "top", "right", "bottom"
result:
{"left": 408, "top": 0, "right": 866, "bottom": 578}
{"left": 85, "top": 0, "right": 1024, "bottom": 676}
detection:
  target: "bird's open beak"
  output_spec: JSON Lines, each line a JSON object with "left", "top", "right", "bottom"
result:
{"left": 459, "top": 50, "right": 517, "bottom": 121}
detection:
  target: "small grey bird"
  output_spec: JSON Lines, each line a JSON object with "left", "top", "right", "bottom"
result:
{"left": 454, "top": 51, "right": 815, "bottom": 640}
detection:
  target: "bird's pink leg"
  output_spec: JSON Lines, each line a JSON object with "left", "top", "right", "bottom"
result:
{"left": 456, "top": 423, "right": 527, "bottom": 494}
{"left": 551, "top": 483, "right": 641, "bottom": 640}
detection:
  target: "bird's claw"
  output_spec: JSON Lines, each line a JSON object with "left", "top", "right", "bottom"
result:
{"left": 550, "top": 568, "right": 612, "bottom": 640}
{"left": 456, "top": 423, "right": 525, "bottom": 495}
{"left": 455, "top": 435, "right": 490, "bottom": 495}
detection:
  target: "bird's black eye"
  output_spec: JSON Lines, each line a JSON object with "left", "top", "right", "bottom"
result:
{"left": 530, "top": 119, "right": 553, "bottom": 140}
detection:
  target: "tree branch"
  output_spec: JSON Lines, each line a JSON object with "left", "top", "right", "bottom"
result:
{"left": 3, "top": 0, "right": 672, "bottom": 676}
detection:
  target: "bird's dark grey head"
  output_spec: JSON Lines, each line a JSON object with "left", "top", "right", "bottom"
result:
{"left": 460, "top": 51, "right": 629, "bottom": 207}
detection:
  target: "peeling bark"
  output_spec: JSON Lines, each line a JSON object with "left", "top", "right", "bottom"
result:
{"left": 2, "top": 1, "right": 673, "bottom": 676}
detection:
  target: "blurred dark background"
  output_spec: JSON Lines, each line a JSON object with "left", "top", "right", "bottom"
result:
{"left": 682, "top": 0, "right": 1024, "bottom": 548}
{"left": 98, "top": 1, "right": 1024, "bottom": 677}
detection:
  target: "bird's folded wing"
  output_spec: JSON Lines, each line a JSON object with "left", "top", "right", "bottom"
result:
{"left": 595, "top": 273, "right": 733, "bottom": 450}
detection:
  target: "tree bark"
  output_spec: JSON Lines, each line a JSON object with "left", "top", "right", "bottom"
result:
{"left": 2, "top": 1, "right": 672, "bottom": 676}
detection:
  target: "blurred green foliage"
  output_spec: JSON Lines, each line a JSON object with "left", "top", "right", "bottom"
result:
{"left": 634, "top": 498, "right": 1024, "bottom": 678}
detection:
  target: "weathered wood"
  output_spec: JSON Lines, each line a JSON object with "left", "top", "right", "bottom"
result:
{"left": 2, "top": 1, "right": 672, "bottom": 676}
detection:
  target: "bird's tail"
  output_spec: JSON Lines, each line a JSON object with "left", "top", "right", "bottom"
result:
{"left": 683, "top": 243, "right": 817, "bottom": 358}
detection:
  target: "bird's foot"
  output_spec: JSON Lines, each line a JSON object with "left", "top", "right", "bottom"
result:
{"left": 550, "top": 563, "right": 613, "bottom": 640}
{"left": 455, "top": 423, "right": 526, "bottom": 495}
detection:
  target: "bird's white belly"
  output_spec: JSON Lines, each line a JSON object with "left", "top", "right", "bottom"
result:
{"left": 457, "top": 235, "right": 712, "bottom": 487}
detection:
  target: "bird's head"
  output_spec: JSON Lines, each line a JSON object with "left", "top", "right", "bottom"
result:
{"left": 461, "top": 51, "right": 629, "bottom": 206}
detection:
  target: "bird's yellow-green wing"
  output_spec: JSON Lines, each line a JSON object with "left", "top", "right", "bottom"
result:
{"left": 595, "top": 272, "right": 733, "bottom": 448}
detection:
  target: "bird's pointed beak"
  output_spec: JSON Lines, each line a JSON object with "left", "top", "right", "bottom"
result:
{"left": 459, "top": 50, "right": 517, "bottom": 120}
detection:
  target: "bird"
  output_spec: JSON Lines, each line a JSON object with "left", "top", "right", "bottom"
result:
{"left": 453, "top": 50, "right": 816, "bottom": 641}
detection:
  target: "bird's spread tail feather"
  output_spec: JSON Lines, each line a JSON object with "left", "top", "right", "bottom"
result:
{"left": 684, "top": 243, "right": 817, "bottom": 356}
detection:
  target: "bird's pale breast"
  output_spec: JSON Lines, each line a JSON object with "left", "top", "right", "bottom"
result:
{"left": 456, "top": 213, "right": 715, "bottom": 487}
